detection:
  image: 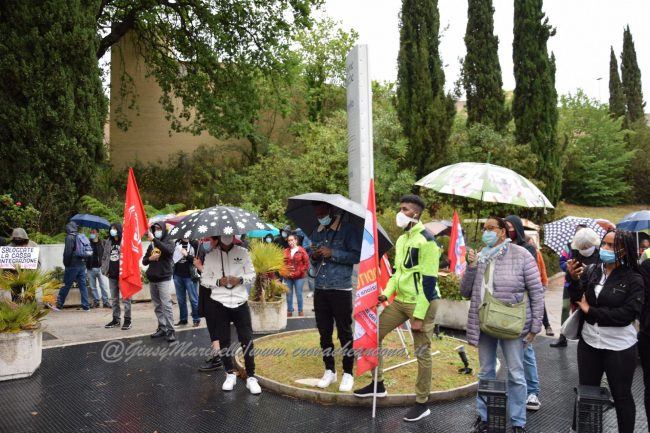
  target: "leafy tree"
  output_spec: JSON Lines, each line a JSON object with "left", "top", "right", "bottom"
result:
{"left": 512, "top": 0, "right": 561, "bottom": 204}
{"left": 621, "top": 26, "right": 645, "bottom": 126}
{"left": 462, "top": 0, "right": 509, "bottom": 131}
{"left": 608, "top": 46, "right": 626, "bottom": 119}
{"left": 295, "top": 18, "right": 358, "bottom": 122}
{"left": 626, "top": 122, "right": 650, "bottom": 204}
{"left": 558, "top": 91, "right": 633, "bottom": 206}
{"left": 0, "top": 0, "right": 107, "bottom": 233}
{"left": 396, "top": 0, "right": 456, "bottom": 181}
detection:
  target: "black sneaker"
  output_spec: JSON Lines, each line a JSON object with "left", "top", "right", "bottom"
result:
{"left": 105, "top": 319, "right": 120, "bottom": 328}
{"left": 550, "top": 334, "right": 567, "bottom": 348}
{"left": 175, "top": 320, "right": 188, "bottom": 326}
{"left": 469, "top": 416, "right": 488, "bottom": 433}
{"left": 56, "top": 302, "right": 64, "bottom": 310}
{"left": 91, "top": 301, "right": 100, "bottom": 309}
{"left": 512, "top": 427, "right": 527, "bottom": 433}
{"left": 103, "top": 302, "right": 112, "bottom": 309}
{"left": 150, "top": 328, "right": 166, "bottom": 338}
{"left": 76, "top": 306, "right": 90, "bottom": 311}
{"left": 198, "top": 356, "right": 223, "bottom": 372}
{"left": 166, "top": 330, "right": 176, "bottom": 342}
{"left": 353, "top": 380, "right": 387, "bottom": 398}
{"left": 121, "top": 319, "right": 132, "bottom": 330}
{"left": 403, "top": 403, "right": 430, "bottom": 422}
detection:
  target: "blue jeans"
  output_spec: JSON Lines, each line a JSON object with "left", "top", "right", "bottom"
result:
{"left": 57, "top": 266, "right": 89, "bottom": 309}
{"left": 477, "top": 333, "right": 527, "bottom": 427}
{"left": 524, "top": 344, "right": 540, "bottom": 396}
{"left": 173, "top": 275, "right": 199, "bottom": 323}
{"left": 87, "top": 267, "right": 109, "bottom": 304}
{"left": 285, "top": 278, "right": 304, "bottom": 313}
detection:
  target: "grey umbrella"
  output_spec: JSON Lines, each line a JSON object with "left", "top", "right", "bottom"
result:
{"left": 285, "top": 192, "right": 393, "bottom": 257}
{"left": 168, "top": 206, "right": 274, "bottom": 240}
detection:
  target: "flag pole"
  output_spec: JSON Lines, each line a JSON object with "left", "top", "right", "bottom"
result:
{"left": 372, "top": 367, "right": 378, "bottom": 418}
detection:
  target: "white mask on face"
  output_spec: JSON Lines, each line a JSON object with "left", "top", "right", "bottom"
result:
{"left": 220, "top": 235, "right": 234, "bottom": 246}
{"left": 395, "top": 211, "right": 417, "bottom": 229}
{"left": 578, "top": 246, "right": 595, "bottom": 257}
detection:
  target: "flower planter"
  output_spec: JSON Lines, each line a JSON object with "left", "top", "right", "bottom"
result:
{"left": 435, "top": 299, "right": 470, "bottom": 331}
{"left": 249, "top": 298, "right": 287, "bottom": 334}
{"left": 0, "top": 328, "right": 42, "bottom": 381}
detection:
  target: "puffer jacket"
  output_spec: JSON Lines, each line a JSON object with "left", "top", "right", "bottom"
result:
{"left": 460, "top": 242, "right": 544, "bottom": 346}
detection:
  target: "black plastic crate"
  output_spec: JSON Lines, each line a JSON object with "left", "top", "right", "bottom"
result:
{"left": 574, "top": 385, "right": 613, "bottom": 433}
{"left": 478, "top": 379, "right": 507, "bottom": 433}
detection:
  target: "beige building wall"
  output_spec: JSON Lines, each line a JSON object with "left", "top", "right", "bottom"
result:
{"left": 108, "top": 33, "right": 293, "bottom": 169}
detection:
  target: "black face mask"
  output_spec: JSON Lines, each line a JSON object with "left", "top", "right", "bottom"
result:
{"left": 13, "top": 239, "right": 28, "bottom": 246}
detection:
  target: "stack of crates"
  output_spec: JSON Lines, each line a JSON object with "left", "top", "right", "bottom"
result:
{"left": 574, "top": 385, "right": 613, "bottom": 433}
{"left": 478, "top": 379, "right": 507, "bottom": 433}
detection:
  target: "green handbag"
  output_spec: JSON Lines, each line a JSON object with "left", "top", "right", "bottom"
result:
{"left": 478, "top": 261, "right": 528, "bottom": 340}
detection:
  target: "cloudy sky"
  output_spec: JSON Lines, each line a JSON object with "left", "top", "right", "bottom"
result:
{"left": 321, "top": 0, "right": 650, "bottom": 105}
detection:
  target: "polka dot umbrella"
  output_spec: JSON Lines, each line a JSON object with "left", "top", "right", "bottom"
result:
{"left": 167, "top": 206, "right": 274, "bottom": 240}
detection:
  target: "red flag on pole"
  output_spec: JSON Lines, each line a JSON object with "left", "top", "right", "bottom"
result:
{"left": 448, "top": 210, "right": 467, "bottom": 276}
{"left": 353, "top": 179, "right": 380, "bottom": 377}
{"left": 119, "top": 168, "right": 148, "bottom": 299}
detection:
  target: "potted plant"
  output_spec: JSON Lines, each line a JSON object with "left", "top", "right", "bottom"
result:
{"left": 435, "top": 272, "right": 471, "bottom": 331}
{"left": 248, "top": 241, "right": 289, "bottom": 334}
{"left": 0, "top": 266, "right": 62, "bottom": 381}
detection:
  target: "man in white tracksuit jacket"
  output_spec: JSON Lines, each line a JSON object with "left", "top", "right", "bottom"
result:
{"left": 194, "top": 234, "right": 259, "bottom": 395}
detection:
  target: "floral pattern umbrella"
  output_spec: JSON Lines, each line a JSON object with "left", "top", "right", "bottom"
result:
{"left": 168, "top": 206, "right": 274, "bottom": 240}
{"left": 415, "top": 162, "right": 554, "bottom": 209}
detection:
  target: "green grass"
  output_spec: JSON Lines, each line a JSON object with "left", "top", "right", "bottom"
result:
{"left": 244, "top": 330, "right": 479, "bottom": 394}
{"left": 558, "top": 202, "right": 648, "bottom": 223}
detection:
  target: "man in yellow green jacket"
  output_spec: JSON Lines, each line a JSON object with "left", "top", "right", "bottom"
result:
{"left": 354, "top": 195, "right": 441, "bottom": 422}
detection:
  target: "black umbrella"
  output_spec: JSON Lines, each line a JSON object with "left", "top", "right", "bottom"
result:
{"left": 168, "top": 206, "right": 274, "bottom": 240}
{"left": 285, "top": 192, "right": 393, "bottom": 257}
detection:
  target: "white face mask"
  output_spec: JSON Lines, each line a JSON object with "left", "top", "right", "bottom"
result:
{"left": 578, "top": 246, "right": 595, "bottom": 257}
{"left": 220, "top": 235, "right": 234, "bottom": 246}
{"left": 395, "top": 211, "right": 417, "bottom": 229}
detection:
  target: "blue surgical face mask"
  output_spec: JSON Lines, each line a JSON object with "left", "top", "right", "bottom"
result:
{"left": 154, "top": 230, "right": 163, "bottom": 239}
{"left": 599, "top": 248, "right": 616, "bottom": 264}
{"left": 318, "top": 215, "right": 332, "bottom": 226}
{"left": 110, "top": 229, "right": 118, "bottom": 237}
{"left": 265, "top": 237, "right": 273, "bottom": 243}
{"left": 202, "top": 242, "right": 213, "bottom": 253}
{"left": 89, "top": 233, "right": 96, "bottom": 240}
{"left": 482, "top": 230, "right": 498, "bottom": 247}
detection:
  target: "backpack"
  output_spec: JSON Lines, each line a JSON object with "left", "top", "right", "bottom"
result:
{"left": 74, "top": 234, "right": 94, "bottom": 258}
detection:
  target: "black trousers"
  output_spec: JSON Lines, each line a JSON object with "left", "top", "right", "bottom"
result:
{"left": 574, "top": 338, "right": 637, "bottom": 433}
{"left": 211, "top": 300, "right": 255, "bottom": 377}
{"left": 198, "top": 285, "right": 219, "bottom": 342}
{"left": 314, "top": 289, "right": 354, "bottom": 375}
{"left": 638, "top": 333, "right": 650, "bottom": 428}
{"left": 542, "top": 306, "right": 550, "bottom": 328}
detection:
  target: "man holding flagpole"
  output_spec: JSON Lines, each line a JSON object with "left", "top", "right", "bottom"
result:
{"left": 354, "top": 194, "right": 441, "bottom": 422}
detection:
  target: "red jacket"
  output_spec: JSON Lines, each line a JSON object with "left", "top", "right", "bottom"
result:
{"left": 283, "top": 246, "right": 309, "bottom": 279}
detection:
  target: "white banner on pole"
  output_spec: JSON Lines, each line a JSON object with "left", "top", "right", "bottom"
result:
{"left": 346, "top": 45, "right": 373, "bottom": 206}
{"left": 0, "top": 247, "right": 40, "bottom": 269}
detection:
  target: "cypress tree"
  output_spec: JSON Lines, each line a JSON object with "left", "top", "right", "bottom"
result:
{"left": 608, "top": 46, "right": 626, "bottom": 119}
{"left": 462, "top": 0, "right": 509, "bottom": 131}
{"left": 512, "top": 0, "right": 561, "bottom": 204}
{"left": 0, "top": 1, "right": 107, "bottom": 232}
{"left": 621, "top": 26, "right": 645, "bottom": 125}
{"left": 396, "top": 0, "right": 456, "bottom": 180}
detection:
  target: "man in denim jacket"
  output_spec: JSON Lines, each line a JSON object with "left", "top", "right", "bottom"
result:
{"left": 309, "top": 201, "right": 361, "bottom": 393}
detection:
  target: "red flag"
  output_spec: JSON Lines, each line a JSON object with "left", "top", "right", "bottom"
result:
{"left": 448, "top": 210, "right": 467, "bottom": 276}
{"left": 353, "top": 180, "right": 380, "bottom": 377}
{"left": 119, "top": 168, "right": 148, "bottom": 299}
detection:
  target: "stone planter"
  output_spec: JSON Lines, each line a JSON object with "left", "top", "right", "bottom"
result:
{"left": 249, "top": 298, "right": 287, "bottom": 334}
{"left": 0, "top": 328, "right": 42, "bottom": 381}
{"left": 435, "top": 299, "right": 470, "bottom": 331}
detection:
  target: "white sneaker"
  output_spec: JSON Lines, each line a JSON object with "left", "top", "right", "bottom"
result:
{"left": 246, "top": 377, "right": 262, "bottom": 395}
{"left": 306, "top": 292, "right": 314, "bottom": 298}
{"left": 222, "top": 373, "right": 237, "bottom": 391}
{"left": 339, "top": 373, "right": 354, "bottom": 392}
{"left": 317, "top": 369, "right": 337, "bottom": 388}
{"left": 526, "top": 393, "right": 541, "bottom": 411}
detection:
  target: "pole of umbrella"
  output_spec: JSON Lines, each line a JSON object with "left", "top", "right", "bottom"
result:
{"left": 474, "top": 192, "right": 484, "bottom": 242}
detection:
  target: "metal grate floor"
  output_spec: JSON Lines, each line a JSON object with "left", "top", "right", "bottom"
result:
{"left": 0, "top": 320, "right": 647, "bottom": 433}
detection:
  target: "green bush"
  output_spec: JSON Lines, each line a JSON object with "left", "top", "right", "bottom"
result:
{"left": 438, "top": 273, "right": 465, "bottom": 301}
{"left": 0, "top": 194, "right": 41, "bottom": 238}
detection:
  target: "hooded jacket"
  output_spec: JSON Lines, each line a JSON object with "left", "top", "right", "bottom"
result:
{"left": 63, "top": 221, "right": 85, "bottom": 267}
{"left": 637, "top": 260, "right": 650, "bottom": 337}
{"left": 504, "top": 215, "right": 537, "bottom": 260}
{"left": 142, "top": 223, "right": 175, "bottom": 282}
{"left": 101, "top": 223, "right": 122, "bottom": 278}
{"left": 9, "top": 227, "right": 38, "bottom": 248}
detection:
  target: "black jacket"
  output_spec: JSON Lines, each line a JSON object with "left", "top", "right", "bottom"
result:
{"left": 639, "top": 260, "right": 650, "bottom": 337}
{"left": 504, "top": 215, "right": 537, "bottom": 260}
{"left": 569, "top": 264, "right": 644, "bottom": 328}
{"left": 86, "top": 238, "right": 104, "bottom": 269}
{"left": 63, "top": 221, "right": 85, "bottom": 267}
{"left": 142, "top": 223, "right": 174, "bottom": 282}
